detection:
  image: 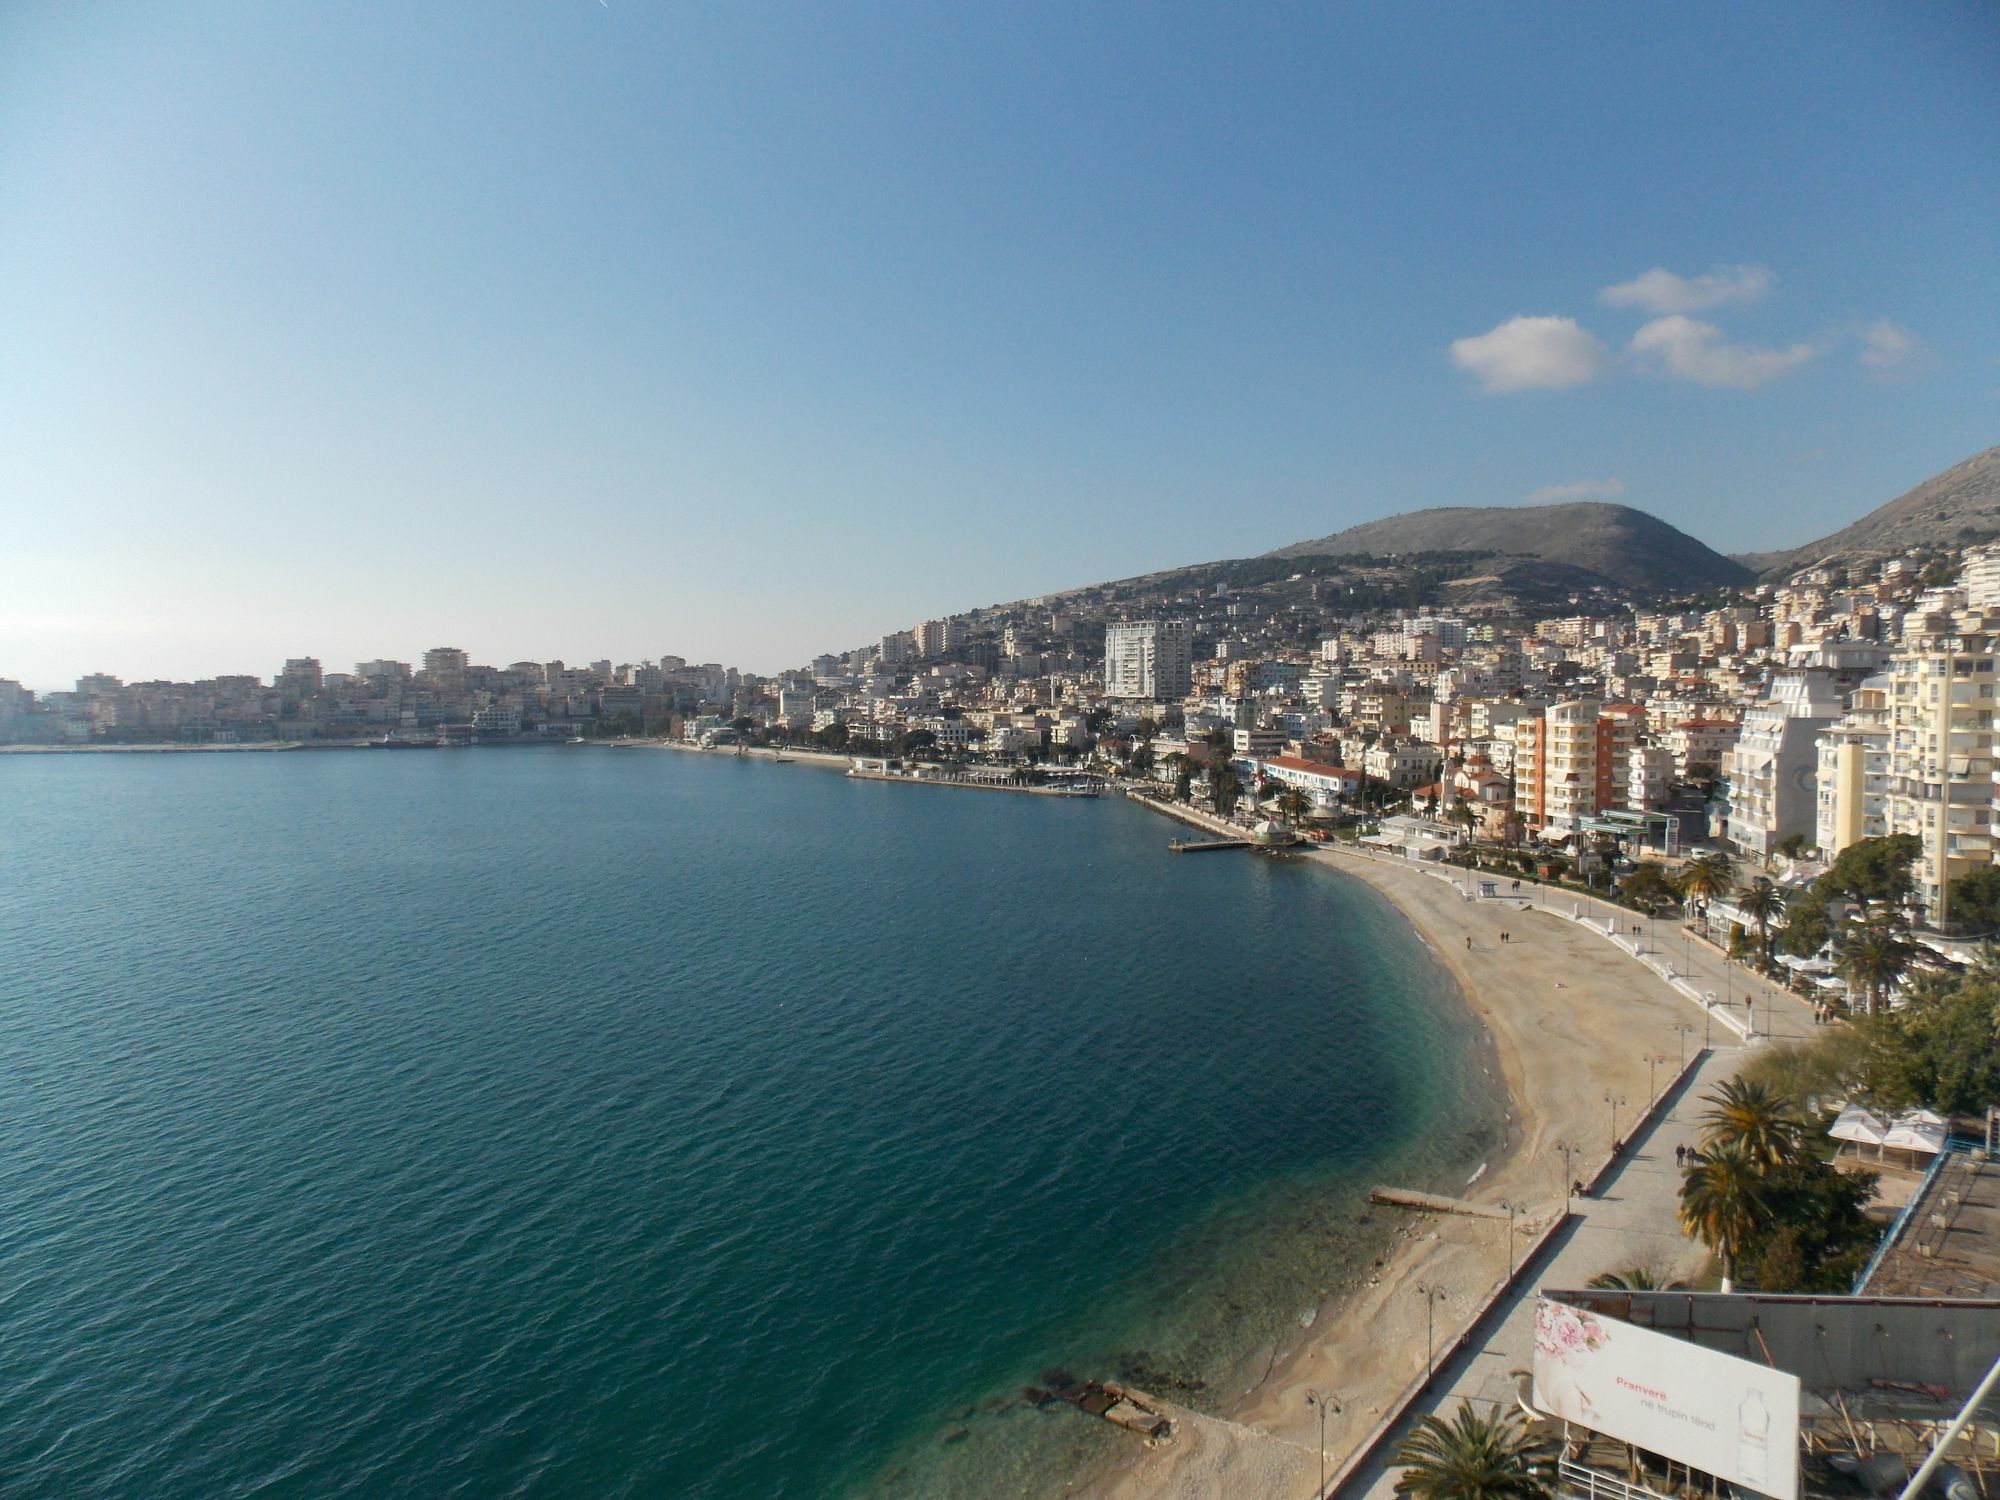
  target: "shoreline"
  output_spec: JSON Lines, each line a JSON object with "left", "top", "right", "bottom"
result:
{"left": 1081, "top": 803, "right": 1701, "bottom": 1500}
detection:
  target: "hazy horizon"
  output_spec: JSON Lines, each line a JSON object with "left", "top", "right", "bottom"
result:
{"left": 5, "top": 2, "right": 1998, "bottom": 689}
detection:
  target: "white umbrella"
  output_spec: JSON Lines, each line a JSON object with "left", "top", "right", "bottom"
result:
{"left": 1881, "top": 1112, "right": 1947, "bottom": 1157}
{"left": 1828, "top": 1104, "right": 1889, "bottom": 1149}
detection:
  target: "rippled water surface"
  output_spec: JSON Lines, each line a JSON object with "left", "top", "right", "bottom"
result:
{"left": 0, "top": 750, "right": 1499, "bottom": 1497}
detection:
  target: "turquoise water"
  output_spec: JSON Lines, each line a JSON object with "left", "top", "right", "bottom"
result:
{"left": 0, "top": 749, "right": 1500, "bottom": 1498}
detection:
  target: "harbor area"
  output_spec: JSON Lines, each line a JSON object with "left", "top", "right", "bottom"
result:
{"left": 845, "top": 756, "right": 1103, "bottom": 796}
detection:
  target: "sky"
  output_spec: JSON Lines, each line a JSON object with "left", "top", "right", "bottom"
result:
{"left": 2, "top": 1, "right": 1997, "bottom": 689}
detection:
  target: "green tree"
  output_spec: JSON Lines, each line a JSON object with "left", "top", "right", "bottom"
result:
{"left": 1821, "top": 834, "right": 1921, "bottom": 915}
{"left": 901, "top": 728, "right": 938, "bottom": 755}
{"left": 1210, "top": 760, "right": 1244, "bottom": 817}
{"left": 1734, "top": 878, "right": 1786, "bottom": 963}
{"left": 1275, "top": 786, "right": 1311, "bottom": 825}
{"left": 1619, "top": 864, "right": 1678, "bottom": 914}
{"left": 1775, "top": 832, "right": 1811, "bottom": 860}
{"left": 1947, "top": 867, "right": 2000, "bottom": 935}
{"left": 1392, "top": 1402, "right": 1553, "bottom": 1500}
{"left": 1838, "top": 917, "right": 1912, "bottom": 1016}
{"left": 1678, "top": 1142, "right": 1768, "bottom": 1292}
{"left": 1677, "top": 852, "right": 1734, "bottom": 929}
{"left": 1776, "top": 885, "right": 1833, "bottom": 958}
{"left": 1584, "top": 1267, "right": 1688, "bottom": 1291}
{"left": 1737, "top": 1158, "right": 1880, "bottom": 1294}
{"left": 1699, "top": 1077, "right": 1804, "bottom": 1169}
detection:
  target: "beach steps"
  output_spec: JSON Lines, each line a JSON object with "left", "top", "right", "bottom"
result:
{"left": 1368, "top": 1186, "right": 1512, "bottom": 1220}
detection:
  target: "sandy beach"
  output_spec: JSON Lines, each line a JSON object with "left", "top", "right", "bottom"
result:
{"left": 1077, "top": 838, "right": 1703, "bottom": 1500}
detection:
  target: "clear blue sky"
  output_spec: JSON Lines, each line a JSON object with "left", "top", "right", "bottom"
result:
{"left": 3, "top": 1, "right": 1996, "bottom": 688}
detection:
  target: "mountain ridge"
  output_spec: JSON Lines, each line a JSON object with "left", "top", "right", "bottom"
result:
{"left": 1734, "top": 444, "right": 2000, "bottom": 578}
{"left": 1262, "top": 500, "right": 1753, "bottom": 594}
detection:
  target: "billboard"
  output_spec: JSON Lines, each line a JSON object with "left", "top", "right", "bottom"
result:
{"left": 1532, "top": 1298, "right": 1800, "bottom": 1500}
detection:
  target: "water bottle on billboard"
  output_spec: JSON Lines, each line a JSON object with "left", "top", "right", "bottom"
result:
{"left": 1737, "top": 1387, "right": 1770, "bottom": 1486}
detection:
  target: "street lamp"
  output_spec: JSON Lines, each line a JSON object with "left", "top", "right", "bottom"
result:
{"left": 1417, "top": 1284, "right": 1450, "bottom": 1387}
{"left": 1306, "top": 1389, "right": 1341, "bottom": 1498}
{"left": 1499, "top": 1198, "right": 1520, "bottom": 1279}
{"left": 1604, "top": 1092, "right": 1627, "bottom": 1149}
{"left": 1553, "top": 1138, "right": 1577, "bottom": 1197}
{"left": 1672, "top": 1021, "right": 1695, "bottom": 1067}
{"left": 1646, "top": 1051, "right": 1673, "bottom": 1099}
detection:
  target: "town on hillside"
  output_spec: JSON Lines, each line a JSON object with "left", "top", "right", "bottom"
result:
{"left": 7, "top": 537, "right": 2000, "bottom": 946}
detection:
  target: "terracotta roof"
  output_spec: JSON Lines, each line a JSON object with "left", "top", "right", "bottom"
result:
{"left": 1264, "top": 754, "right": 1360, "bottom": 779}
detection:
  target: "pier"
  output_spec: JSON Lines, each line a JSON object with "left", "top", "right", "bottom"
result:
{"left": 1368, "top": 1185, "right": 1513, "bottom": 1221}
{"left": 1168, "top": 837, "right": 1251, "bottom": 853}
{"left": 845, "top": 759, "right": 1102, "bottom": 797}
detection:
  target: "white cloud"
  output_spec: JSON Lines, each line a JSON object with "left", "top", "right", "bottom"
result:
{"left": 1449, "top": 315, "right": 1605, "bottom": 393}
{"left": 1859, "top": 318, "right": 1932, "bottom": 380}
{"left": 1599, "top": 264, "right": 1773, "bottom": 315}
{"left": 1522, "top": 477, "right": 1627, "bottom": 505}
{"left": 1628, "top": 315, "right": 1818, "bottom": 390}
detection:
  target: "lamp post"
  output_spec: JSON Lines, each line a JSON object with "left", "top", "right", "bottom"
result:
{"left": 1554, "top": 1138, "right": 1576, "bottom": 1197}
{"left": 1499, "top": 1198, "right": 1519, "bottom": 1279}
{"left": 1306, "top": 1389, "right": 1340, "bottom": 1498}
{"left": 1646, "top": 1051, "right": 1673, "bottom": 1099}
{"left": 1417, "top": 1283, "right": 1449, "bottom": 1387}
{"left": 1604, "top": 1092, "right": 1627, "bottom": 1149}
{"left": 1672, "top": 1021, "right": 1695, "bottom": 1067}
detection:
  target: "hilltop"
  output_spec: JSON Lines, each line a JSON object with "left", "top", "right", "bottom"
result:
{"left": 1263, "top": 501, "right": 1753, "bottom": 595}
{"left": 1734, "top": 445, "right": 2000, "bottom": 578}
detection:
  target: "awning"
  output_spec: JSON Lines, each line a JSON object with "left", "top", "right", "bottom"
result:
{"left": 1829, "top": 1104, "right": 1889, "bottom": 1147}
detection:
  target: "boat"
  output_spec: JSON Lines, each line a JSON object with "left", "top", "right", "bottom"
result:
{"left": 369, "top": 734, "right": 439, "bottom": 749}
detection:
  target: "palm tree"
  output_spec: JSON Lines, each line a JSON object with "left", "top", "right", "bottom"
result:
{"left": 1274, "top": 786, "right": 1311, "bottom": 827}
{"left": 1699, "top": 1077, "right": 1803, "bottom": 1168}
{"left": 1838, "top": 916, "right": 1912, "bottom": 1016}
{"left": 1393, "top": 1401, "right": 1553, "bottom": 1500}
{"left": 1676, "top": 852, "right": 1734, "bottom": 931}
{"left": 1734, "top": 878, "right": 1786, "bottom": 963}
{"left": 1210, "top": 760, "right": 1244, "bottom": 818}
{"left": 1677, "top": 1142, "right": 1768, "bottom": 1293}
{"left": 1585, "top": 1267, "right": 1689, "bottom": 1291}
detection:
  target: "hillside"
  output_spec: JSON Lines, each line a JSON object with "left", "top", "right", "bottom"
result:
{"left": 1264, "top": 501, "right": 1752, "bottom": 595}
{"left": 1734, "top": 445, "right": 2000, "bottom": 578}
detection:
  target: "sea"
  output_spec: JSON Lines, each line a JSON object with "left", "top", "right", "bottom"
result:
{"left": 0, "top": 747, "right": 1504, "bottom": 1498}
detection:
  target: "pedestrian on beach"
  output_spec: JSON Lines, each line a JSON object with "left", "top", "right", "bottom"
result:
{"left": 1675, "top": 1144, "right": 1686, "bottom": 1167}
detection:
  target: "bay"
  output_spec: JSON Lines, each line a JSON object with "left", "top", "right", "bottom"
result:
{"left": 0, "top": 749, "right": 1501, "bottom": 1497}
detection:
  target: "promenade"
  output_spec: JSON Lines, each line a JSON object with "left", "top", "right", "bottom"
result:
{"left": 1332, "top": 1039, "right": 1736, "bottom": 1499}
{"left": 1309, "top": 843, "right": 1818, "bottom": 1500}
{"left": 1313, "top": 843, "right": 1819, "bottom": 1051}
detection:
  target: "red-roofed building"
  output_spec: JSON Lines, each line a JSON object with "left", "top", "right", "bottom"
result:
{"left": 1255, "top": 754, "right": 1362, "bottom": 807}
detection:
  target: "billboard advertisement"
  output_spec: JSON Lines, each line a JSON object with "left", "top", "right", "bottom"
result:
{"left": 1532, "top": 1298, "right": 1800, "bottom": 1500}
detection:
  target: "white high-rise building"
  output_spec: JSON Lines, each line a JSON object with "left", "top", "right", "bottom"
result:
{"left": 1104, "top": 620, "right": 1193, "bottom": 702}
{"left": 1885, "top": 612, "right": 1998, "bottom": 925}
{"left": 1815, "top": 674, "right": 1892, "bottom": 855}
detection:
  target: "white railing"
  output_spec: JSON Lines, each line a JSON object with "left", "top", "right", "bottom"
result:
{"left": 1558, "top": 1458, "right": 1671, "bottom": 1500}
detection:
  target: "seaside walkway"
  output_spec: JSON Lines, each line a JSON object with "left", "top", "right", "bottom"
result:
{"left": 1312, "top": 842, "right": 1819, "bottom": 1051}
{"left": 1306, "top": 844, "right": 1822, "bottom": 1500}
{"left": 1330, "top": 1042, "right": 1741, "bottom": 1500}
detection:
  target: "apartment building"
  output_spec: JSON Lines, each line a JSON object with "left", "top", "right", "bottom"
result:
{"left": 1884, "top": 613, "right": 1999, "bottom": 925}
{"left": 1514, "top": 699, "right": 1620, "bottom": 836}
{"left": 1816, "top": 675, "right": 1891, "bottom": 855}
{"left": 1103, "top": 619, "right": 1193, "bottom": 701}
